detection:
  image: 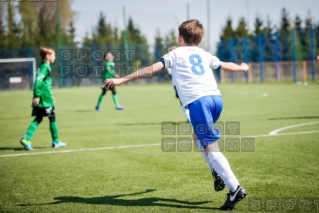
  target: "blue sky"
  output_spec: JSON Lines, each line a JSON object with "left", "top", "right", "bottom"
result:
{"left": 72, "top": 0, "right": 319, "bottom": 52}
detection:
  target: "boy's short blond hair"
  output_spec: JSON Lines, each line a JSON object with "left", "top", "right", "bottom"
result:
{"left": 178, "top": 19, "right": 204, "bottom": 45}
{"left": 40, "top": 47, "right": 55, "bottom": 60}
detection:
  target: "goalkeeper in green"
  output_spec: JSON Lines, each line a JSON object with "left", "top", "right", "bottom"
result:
{"left": 95, "top": 51, "right": 125, "bottom": 111}
{"left": 20, "top": 47, "right": 66, "bottom": 150}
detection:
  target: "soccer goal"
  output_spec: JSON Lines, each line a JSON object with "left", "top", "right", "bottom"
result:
{"left": 0, "top": 58, "right": 37, "bottom": 90}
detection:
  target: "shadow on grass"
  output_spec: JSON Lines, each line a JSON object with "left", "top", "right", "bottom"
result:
{"left": 0, "top": 147, "right": 51, "bottom": 151}
{"left": 0, "top": 147, "right": 25, "bottom": 151}
{"left": 19, "top": 189, "right": 218, "bottom": 210}
{"left": 268, "top": 116, "right": 319, "bottom": 120}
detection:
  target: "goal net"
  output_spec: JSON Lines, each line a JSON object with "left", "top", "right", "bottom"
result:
{"left": 0, "top": 58, "right": 36, "bottom": 90}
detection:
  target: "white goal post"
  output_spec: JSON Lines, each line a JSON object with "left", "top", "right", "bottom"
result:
{"left": 0, "top": 58, "right": 37, "bottom": 89}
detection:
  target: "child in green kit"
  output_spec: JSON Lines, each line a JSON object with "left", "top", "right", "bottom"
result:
{"left": 20, "top": 47, "right": 66, "bottom": 150}
{"left": 95, "top": 51, "right": 125, "bottom": 111}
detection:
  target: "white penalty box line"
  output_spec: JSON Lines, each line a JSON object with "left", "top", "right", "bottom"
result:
{"left": 1, "top": 130, "right": 319, "bottom": 158}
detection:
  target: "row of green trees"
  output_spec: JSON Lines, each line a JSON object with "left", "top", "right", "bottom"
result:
{"left": 218, "top": 8, "right": 319, "bottom": 61}
{"left": 0, "top": 1, "right": 76, "bottom": 48}
{"left": 0, "top": 2, "right": 319, "bottom": 62}
{"left": 0, "top": 1, "right": 178, "bottom": 65}
{"left": 82, "top": 12, "right": 178, "bottom": 65}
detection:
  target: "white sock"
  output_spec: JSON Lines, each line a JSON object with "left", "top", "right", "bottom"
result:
{"left": 181, "top": 106, "right": 191, "bottom": 121}
{"left": 207, "top": 150, "right": 240, "bottom": 192}
{"left": 195, "top": 140, "right": 214, "bottom": 171}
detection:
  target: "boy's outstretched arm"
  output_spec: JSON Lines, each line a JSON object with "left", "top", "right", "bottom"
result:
{"left": 220, "top": 61, "right": 249, "bottom": 72}
{"left": 105, "top": 62, "right": 164, "bottom": 88}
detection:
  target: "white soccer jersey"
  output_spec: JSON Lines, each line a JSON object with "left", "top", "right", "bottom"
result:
{"left": 160, "top": 46, "right": 221, "bottom": 107}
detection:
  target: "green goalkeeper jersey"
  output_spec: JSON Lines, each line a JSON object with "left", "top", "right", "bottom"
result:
{"left": 103, "top": 61, "right": 116, "bottom": 82}
{"left": 32, "top": 62, "right": 54, "bottom": 108}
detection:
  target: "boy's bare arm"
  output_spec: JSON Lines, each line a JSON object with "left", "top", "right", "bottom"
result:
{"left": 220, "top": 61, "right": 249, "bottom": 72}
{"left": 104, "top": 62, "right": 164, "bottom": 87}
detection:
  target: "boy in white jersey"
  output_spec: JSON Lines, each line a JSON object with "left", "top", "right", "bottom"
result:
{"left": 105, "top": 19, "right": 249, "bottom": 211}
{"left": 167, "top": 45, "right": 226, "bottom": 192}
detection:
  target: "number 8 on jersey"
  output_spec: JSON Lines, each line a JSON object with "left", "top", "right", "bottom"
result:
{"left": 189, "top": 54, "right": 205, "bottom": 75}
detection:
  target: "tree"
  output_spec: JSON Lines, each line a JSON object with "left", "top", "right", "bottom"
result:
{"left": 153, "top": 28, "right": 168, "bottom": 82}
{"left": 218, "top": 17, "right": 236, "bottom": 61}
{"left": 220, "top": 17, "right": 235, "bottom": 40}
{"left": 257, "top": 15, "right": 275, "bottom": 62}
{"left": 122, "top": 18, "right": 150, "bottom": 66}
{"left": 280, "top": 8, "right": 290, "bottom": 31}
{"left": 125, "top": 18, "right": 147, "bottom": 45}
{"left": 231, "top": 17, "right": 249, "bottom": 62}
{"left": 315, "top": 21, "right": 319, "bottom": 52}
{"left": 278, "top": 8, "right": 291, "bottom": 61}
{"left": 18, "top": 1, "right": 37, "bottom": 47}
{"left": 37, "top": 3, "right": 51, "bottom": 46}
{"left": 112, "top": 25, "right": 120, "bottom": 44}
{"left": 305, "top": 11, "right": 312, "bottom": 28}
{"left": 18, "top": 1, "right": 75, "bottom": 47}
{"left": 92, "top": 12, "right": 113, "bottom": 46}
{"left": 234, "top": 17, "right": 249, "bottom": 38}
{"left": 293, "top": 12, "right": 313, "bottom": 60}
{"left": 6, "top": 2, "right": 21, "bottom": 48}
{"left": 302, "top": 11, "right": 313, "bottom": 60}
{"left": 0, "top": 2, "right": 6, "bottom": 48}
{"left": 249, "top": 16, "right": 264, "bottom": 62}
{"left": 264, "top": 15, "right": 273, "bottom": 34}
{"left": 253, "top": 16, "right": 264, "bottom": 36}
{"left": 82, "top": 12, "right": 121, "bottom": 48}
{"left": 82, "top": 31, "right": 92, "bottom": 47}
{"left": 163, "top": 29, "right": 178, "bottom": 51}
{"left": 154, "top": 28, "right": 165, "bottom": 61}
{"left": 249, "top": 15, "right": 275, "bottom": 62}
{"left": 66, "top": 20, "right": 76, "bottom": 47}
{"left": 294, "top": 15, "right": 302, "bottom": 29}
{"left": 294, "top": 15, "right": 304, "bottom": 60}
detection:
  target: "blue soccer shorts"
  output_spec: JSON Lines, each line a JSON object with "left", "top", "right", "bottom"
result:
{"left": 188, "top": 95, "right": 223, "bottom": 149}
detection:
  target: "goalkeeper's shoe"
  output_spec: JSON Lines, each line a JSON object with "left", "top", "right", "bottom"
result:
{"left": 220, "top": 185, "right": 247, "bottom": 210}
{"left": 52, "top": 141, "right": 67, "bottom": 148}
{"left": 20, "top": 137, "right": 33, "bottom": 151}
{"left": 212, "top": 169, "right": 225, "bottom": 191}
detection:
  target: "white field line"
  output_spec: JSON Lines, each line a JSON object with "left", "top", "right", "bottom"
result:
{"left": 268, "top": 121, "right": 319, "bottom": 135}
{"left": 0, "top": 143, "right": 160, "bottom": 158}
{"left": 1, "top": 130, "right": 319, "bottom": 158}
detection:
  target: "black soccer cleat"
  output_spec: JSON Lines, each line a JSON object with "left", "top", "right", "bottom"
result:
{"left": 212, "top": 169, "right": 225, "bottom": 191}
{"left": 220, "top": 185, "right": 247, "bottom": 211}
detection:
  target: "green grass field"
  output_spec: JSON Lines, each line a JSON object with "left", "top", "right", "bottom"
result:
{"left": 0, "top": 84, "right": 319, "bottom": 213}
